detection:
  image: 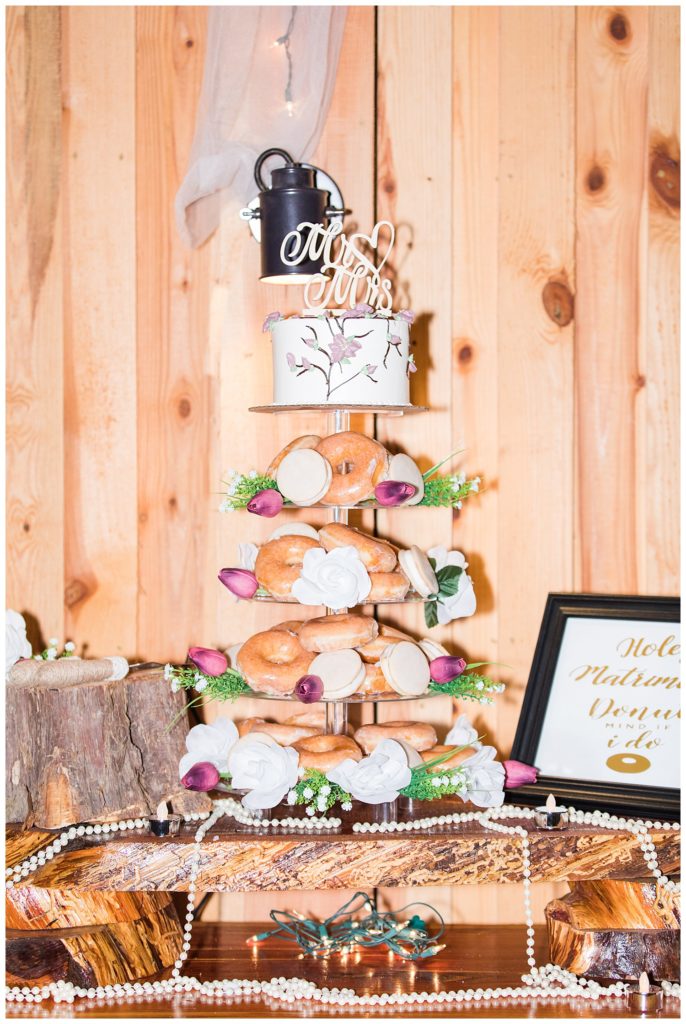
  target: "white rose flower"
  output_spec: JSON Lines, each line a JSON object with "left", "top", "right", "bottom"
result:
{"left": 291, "top": 545, "right": 371, "bottom": 610}
{"left": 326, "top": 739, "right": 421, "bottom": 805}
{"left": 460, "top": 746, "right": 505, "bottom": 808}
{"left": 227, "top": 734, "right": 299, "bottom": 810}
{"left": 427, "top": 545, "right": 477, "bottom": 625}
{"left": 6, "top": 610, "right": 32, "bottom": 674}
{"left": 179, "top": 717, "right": 238, "bottom": 779}
{"left": 238, "top": 542, "right": 259, "bottom": 571}
{"left": 445, "top": 713, "right": 481, "bottom": 749}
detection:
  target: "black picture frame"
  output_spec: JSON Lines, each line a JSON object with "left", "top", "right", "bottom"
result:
{"left": 509, "top": 593, "right": 680, "bottom": 820}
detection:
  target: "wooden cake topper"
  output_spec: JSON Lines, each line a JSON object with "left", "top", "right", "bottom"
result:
{"left": 280, "top": 219, "right": 395, "bottom": 312}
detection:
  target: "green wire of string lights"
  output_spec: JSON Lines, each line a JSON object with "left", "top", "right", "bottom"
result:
{"left": 248, "top": 891, "right": 445, "bottom": 961}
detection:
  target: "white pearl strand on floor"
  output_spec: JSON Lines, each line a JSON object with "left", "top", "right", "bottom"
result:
{"left": 4, "top": 800, "right": 681, "bottom": 1011}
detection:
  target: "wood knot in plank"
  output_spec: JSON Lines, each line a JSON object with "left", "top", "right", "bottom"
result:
{"left": 542, "top": 280, "right": 574, "bottom": 327}
{"left": 650, "top": 151, "right": 680, "bottom": 209}
{"left": 608, "top": 12, "right": 630, "bottom": 42}
{"left": 454, "top": 339, "right": 474, "bottom": 368}
{"left": 586, "top": 166, "right": 606, "bottom": 194}
{"left": 381, "top": 176, "right": 396, "bottom": 196}
{"left": 64, "top": 578, "right": 91, "bottom": 608}
{"left": 177, "top": 397, "right": 192, "bottom": 419}
{"left": 635, "top": 374, "right": 646, "bottom": 390}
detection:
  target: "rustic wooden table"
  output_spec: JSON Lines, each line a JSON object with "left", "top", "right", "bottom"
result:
{"left": 6, "top": 813, "right": 680, "bottom": 890}
{"left": 6, "top": 811, "right": 680, "bottom": 1016}
{"left": 5, "top": 923, "right": 680, "bottom": 1019}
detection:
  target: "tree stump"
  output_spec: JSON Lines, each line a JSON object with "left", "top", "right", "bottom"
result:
{"left": 546, "top": 879, "right": 680, "bottom": 981}
{"left": 6, "top": 666, "right": 211, "bottom": 828}
{"left": 6, "top": 884, "right": 183, "bottom": 987}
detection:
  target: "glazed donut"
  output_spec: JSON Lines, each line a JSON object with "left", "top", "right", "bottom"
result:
{"left": 255, "top": 536, "right": 320, "bottom": 598}
{"left": 356, "top": 662, "right": 395, "bottom": 696}
{"left": 354, "top": 721, "right": 438, "bottom": 755}
{"left": 237, "top": 628, "right": 314, "bottom": 695}
{"left": 266, "top": 435, "right": 321, "bottom": 478}
{"left": 273, "top": 619, "right": 304, "bottom": 635}
{"left": 238, "top": 717, "right": 322, "bottom": 745}
{"left": 355, "top": 624, "right": 412, "bottom": 663}
{"left": 318, "top": 523, "right": 397, "bottom": 572}
{"left": 368, "top": 572, "right": 410, "bottom": 602}
{"left": 316, "top": 432, "right": 389, "bottom": 505}
{"left": 293, "top": 734, "right": 362, "bottom": 771}
{"left": 299, "top": 614, "right": 379, "bottom": 653}
{"left": 421, "top": 745, "right": 477, "bottom": 771}
{"left": 284, "top": 708, "right": 327, "bottom": 728}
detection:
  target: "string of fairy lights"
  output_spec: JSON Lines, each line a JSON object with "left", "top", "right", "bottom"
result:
{"left": 272, "top": 6, "right": 297, "bottom": 117}
{"left": 248, "top": 891, "right": 445, "bottom": 961}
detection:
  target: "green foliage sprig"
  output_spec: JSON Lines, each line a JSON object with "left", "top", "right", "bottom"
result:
{"left": 220, "top": 471, "right": 278, "bottom": 512}
{"left": 219, "top": 470, "right": 480, "bottom": 512}
{"left": 165, "top": 663, "right": 251, "bottom": 702}
{"left": 428, "top": 664, "right": 505, "bottom": 704}
{"left": 286, "top": 769, "right": 352, "bottom": 815}
{"left": 33, "top": 639, "right": 76, "bottom": 661}
{"left": 421, "top": 473, "right": 480, "bottom": 508}
{"left": 401, "top": 745, "right": 470, "bottom": 801}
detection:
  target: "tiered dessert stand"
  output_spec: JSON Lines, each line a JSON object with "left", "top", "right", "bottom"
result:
{"left": 237, "top": 401, "right": 433, "bottom": 746}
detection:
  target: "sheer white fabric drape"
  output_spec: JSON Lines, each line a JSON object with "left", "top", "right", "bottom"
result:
{"left": 176, "top": 5, "right": 348, "bottom": 248}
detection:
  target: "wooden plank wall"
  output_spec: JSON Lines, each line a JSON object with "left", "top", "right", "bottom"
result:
{"left": 6, "top": 6, "right": 680, "bottom": 928}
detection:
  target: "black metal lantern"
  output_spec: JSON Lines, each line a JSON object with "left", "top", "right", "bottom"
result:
{"left": 240, "top": 148, "right": 348, "bottom": 284}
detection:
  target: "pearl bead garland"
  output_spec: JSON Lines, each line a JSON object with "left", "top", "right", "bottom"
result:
{"left": 5, "top": 802, "right": 680, "bottom": 1011}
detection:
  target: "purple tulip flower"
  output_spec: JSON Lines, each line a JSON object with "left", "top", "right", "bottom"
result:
{"left": 503, "top": 760, "right": 539, "bottom": 789}
{"left": 188, "top": 646, "right": 229, "bottom": 676}
{"left": 218, "top": 568, "right": 259, "bottom": 599}
{"left": 429, "top": 656, "right": 467, "bottom": 684}
{"left": 374, "top": 480, "right": 417, "bottom": 506}
{"left": 181, "top": 761, "right": 220, "bottom": 792}
{"left": 294, "top": 674, "right": 324, "bottom": 704}
{"left": 247, "top": 488, "right": 283, "bottom": 518}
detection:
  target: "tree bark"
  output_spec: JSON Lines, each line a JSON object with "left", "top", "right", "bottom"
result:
{"left": 6, "top": 666, "right": 211, "bottom": 828}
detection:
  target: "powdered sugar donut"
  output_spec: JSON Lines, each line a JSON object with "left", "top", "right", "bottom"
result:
{"left": 276, "top": 449, "right": 332, "bottom": 506}
{"left": 380, "top": 640, "right": 431, "bottom": 696}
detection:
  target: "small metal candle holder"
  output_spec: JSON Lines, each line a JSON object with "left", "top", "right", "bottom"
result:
{"left": 534, "top": 794, "right": 568, "bottom": 830}
{"left": 148, "top": 800, "right": 181, "bottom": 837}
{"left": 628, "top": 974, "right": 664, "bottom": 1015}
{"left": 149, "top": 815, "right": 181, "bottom": 837}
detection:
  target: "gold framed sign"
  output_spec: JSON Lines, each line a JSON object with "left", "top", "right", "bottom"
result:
{"left": 510, "top": 594, "right": 680, "bottom": 818}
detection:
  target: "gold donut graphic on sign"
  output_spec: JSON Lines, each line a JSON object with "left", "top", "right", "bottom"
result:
{"left": 606, "top": 752, "right": 651, "bottom": 774}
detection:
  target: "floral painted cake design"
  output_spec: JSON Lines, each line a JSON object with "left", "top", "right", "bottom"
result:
{"left": 265, "top": 306, "right": 416, "bottom": 406}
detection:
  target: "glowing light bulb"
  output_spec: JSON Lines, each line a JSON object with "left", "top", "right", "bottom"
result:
{"left": 286, "top": 100, "right": 295, "bottom": 117}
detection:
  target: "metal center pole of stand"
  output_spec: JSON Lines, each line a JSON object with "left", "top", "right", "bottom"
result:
{"left": 325, "top": 408, "right": 350, "bottom": 736}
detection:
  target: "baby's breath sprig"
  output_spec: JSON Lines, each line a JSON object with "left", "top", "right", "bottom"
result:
{"left": 421, "top": 473, "right": 480, "bottom": 509}
{"left": 286, "top": 769, "right": 352, "bottom": 816}
{"left": 220, "top": 469, "right": 278, "bottom": 512}
{"left": 428, "top": 665, "right": 505, "bottom": 704}
{"left": 401, "top": 768, "right": 468, "bottom": 801}
{"left": 164, "top": 662, "right": 251, "bottom": 702}
{"left": 33, "top": 639, "right": 76, "bottom": 661}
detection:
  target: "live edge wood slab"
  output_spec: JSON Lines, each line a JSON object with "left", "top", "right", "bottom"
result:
{"left": 6, "top": 814, "right": 680, "bottom": 892}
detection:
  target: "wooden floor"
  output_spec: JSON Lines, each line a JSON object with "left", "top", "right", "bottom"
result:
{"left": 6, "top": 923, "right": 679, "bottom": 1019}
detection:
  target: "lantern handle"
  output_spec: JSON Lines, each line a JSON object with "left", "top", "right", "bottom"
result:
{"left": 254, "top": 148, "right": 295, "bottom": 192}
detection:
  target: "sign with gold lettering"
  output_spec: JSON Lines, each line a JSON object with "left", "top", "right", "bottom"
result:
{"left": 511, "top": 595, "right": 680, "bottom": 817}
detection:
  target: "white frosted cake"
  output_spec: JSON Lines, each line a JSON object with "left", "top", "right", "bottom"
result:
{"left": 263, "top": 309, "right": 416, "bottom": 407}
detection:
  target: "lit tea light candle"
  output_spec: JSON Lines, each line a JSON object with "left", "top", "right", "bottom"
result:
{"left": 148, "top": 799, "right": 181, "bottom": 837}
{"left": 534, "top": 793, "right": 568, "bottom": 830}
{"left": 628, "top": 972, "right": 664, "bottom": 1015}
